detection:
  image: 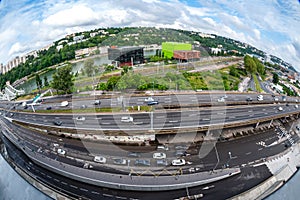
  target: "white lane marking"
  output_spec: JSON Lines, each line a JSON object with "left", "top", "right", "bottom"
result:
{"left": 61, "top": 182, "right": 67, "bottom": 185}
{"left": 246, "top": 152, "right": 252, "bottom": 155}
{"left": 258, "top": 148, "right": 263, "bottom": 151}
{"left": 103, "top": 194, "right": 114, "bottom": 197}
{"left": 70, "top": 185, "right": 78, "bottom": 189}
{"left": 116, "top": 196, "right": 127, "bottom": 199}
{"left": 80, "top": 188, "right": 88, "bottom": 192}
{"left": 92, "top": 191, "right": 100, "bottom": 195}
{"left": 248, "top": 110, "right": 253, "bottom": 112}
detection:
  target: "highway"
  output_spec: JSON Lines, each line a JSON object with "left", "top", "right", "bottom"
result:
{"left": 1, "top": 92, "right": 300, "bottom": 199}
{"left": 5, "top": 103, "right": 300, "bottom": 131}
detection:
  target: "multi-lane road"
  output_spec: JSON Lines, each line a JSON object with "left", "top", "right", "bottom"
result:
{"left": 1, "top": 92, "right": 300, "bottom": 199}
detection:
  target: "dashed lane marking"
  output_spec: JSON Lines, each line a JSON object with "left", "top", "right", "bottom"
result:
{"left": 80, "top": 188, "right": 88, "bottom": 192}
{"left": 70, "top": 185, "right": 78, "bottom": 189}
{"left": 103, "top": 194, "right": 114, "bottom": 198}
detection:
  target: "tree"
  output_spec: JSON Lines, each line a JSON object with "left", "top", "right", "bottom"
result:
{"left": 244, "top": 55, "right": 257, "bottom": 74}
{"left": 83, "top": 59, "right": 97, "bottom": 77}
{"left": 273, "top": 73, "right": 279, "bottom": 84}
{"left": 35, "top": 74, "right": 42, "bottom": 93}
{"left": 51, "top": 65, "right": 74, "bottom": 94}
{"left": 44, "top": 76, "right": 49, "bottom": 87}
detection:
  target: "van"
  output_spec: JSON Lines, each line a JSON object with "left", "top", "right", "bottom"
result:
{"left": 121, "top": 116, "right": 133, "bottom": 123}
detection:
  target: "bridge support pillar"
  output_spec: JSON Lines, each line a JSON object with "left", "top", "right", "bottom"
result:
{"left": 255, "top": 122, "right": 260, "bottom": 129}
{"left": 268, "top": 119, "right": 273, "bottom": 128}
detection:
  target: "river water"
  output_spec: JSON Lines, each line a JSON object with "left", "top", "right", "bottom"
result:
{"left": 0, "top": 154, "right": 299, "bottom": 200}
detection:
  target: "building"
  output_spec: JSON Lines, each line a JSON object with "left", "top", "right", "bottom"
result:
{"left": 75, "top": 47, "right": 98, "bottom": 59}
{"left": 173, "top": 50, "right": 200, "bottom": 61}
{"left": 108, "top": 46, "right": 144, "bottom": 67}
{"left": 0, "top": 63, "right": 4, "bottom": 74}
{"left": 162, "top": 42, "right": 192, "bottom": 59}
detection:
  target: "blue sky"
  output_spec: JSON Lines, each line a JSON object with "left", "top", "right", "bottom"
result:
{"left": 0, "top": 0, "right": 299, "bottom": 70}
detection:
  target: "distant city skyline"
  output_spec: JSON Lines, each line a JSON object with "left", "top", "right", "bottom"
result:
{"left": 0, "top": 0, "right": 299, "bottom": 70}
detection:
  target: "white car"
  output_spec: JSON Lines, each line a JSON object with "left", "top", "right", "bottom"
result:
{"left": 93, "top": 156, "right": 106, "bottom": 164}
{"left": 144, "top": 97, "right": 154, "bottom": 102}
{"left": 172, "top": 159, "right": 186, "bottom": 166}
{"left": 295, "top": 105, "right": 299, "bottom": 108}
{"left": 278, "top": 107, "right": 283, "bottom": 111}
{"left": 257, "top": 95, "right": 263, "bottom": 101}
{"left": 61, "top": 101, "right": 69, "bottom": 107}
{"left": 121, "top": 116, "right": 133, "bottom": 123}
{"left": 57, "top": 148, "right": 66, "bottom": 155}
{"left": 217, "top": 97, "right": 225, "bottom": 102}
{"left": 76, "top": 116, "right": 86, "bottom": 121}
{"left": 153, "top": 152, "right": 166, "bottom": 159}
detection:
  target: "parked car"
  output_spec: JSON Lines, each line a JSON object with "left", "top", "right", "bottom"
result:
{"left": 93, "top": 156, "right": 106, "bottom": 164}
{"left": 135, "top": 159, "right": 150, "bottom": 166}
{"left": 156, "top": 159, "right": 168, "bottom": 166}
{"left": 113, "top": 158, "right": 127, "bottom": 165}
{"left": 157, "top": 145, "right": 169, "bottom": 151}
{"left": 171, "top": 159, "right": 186, "bottom": 166}
{"left": 53, "top": 120, "right": 62, "bottom": 126}
{"left": 57, "top": 148, "right": 66, "bottom": 155}
{"left": 127, "top": 152, "right": 141, "bottom": 157}
{"left": 121, "top": 116, "right": 133, "bottom": 123}
{"left": 153, "top": 152, "right": 166, "bottom": 159}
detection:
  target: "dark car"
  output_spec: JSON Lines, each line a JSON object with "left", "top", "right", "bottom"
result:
{"left": 147, "top": 101, "right": 159, "bottom": 106}
{"left": 53, "top": 120, "right": 62, "bottom": 126}
{"left": 135, "top": 159, "right": 150, "bottom": 166}
{"left": 246, "top": 97, "right": 253, "bottom": 102}
{"left": 46, "top": 106, "right": 52, "bottom": 110}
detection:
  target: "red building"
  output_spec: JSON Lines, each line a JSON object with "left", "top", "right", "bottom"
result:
{"left": 173, "top": 50, "right": 200, "bottom": 60}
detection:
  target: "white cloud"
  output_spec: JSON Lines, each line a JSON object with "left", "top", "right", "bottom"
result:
{"left": 0, "top": 0, "right": 299, "bottom": 70}
{"left": 43, "top": 4, "right": 98, "bottom": 27}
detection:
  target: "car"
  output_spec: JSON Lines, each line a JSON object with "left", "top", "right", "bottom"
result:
{"left": 57, "top": 148, "right": 66, "bottom": 155}
{"left": 274, "top": 97, "right": 279, "bottom": 101}
{"left": 134, "top": 159, "right": 150, "bottom": 166}
{"left": 217, "top": 97, "right": 225, "bottom": 102}
{"left": 144, "top": 97, "right": 154, "bottom": 102}
{"left": 222, "top": 95, "right": 228, "bottom": 99}
{"left": 295, "top": 105, "right": 299, "bottom": 108}
{"left": 83, "top": 162, "right": 93, "bottom": 169}
{"left": 153, "top": 152, "right": 166, "bottom": 159}
{"left": 172, "top": 159, "right": 186, "bottom": 166}
{"left": 127, "top": 152, "right": 141, "bottom": 157}
{"left": 93, "top": 156, "right": 106, "bottom": 164}
{"left": 94, "top": 100, "right": 101, "bottom": 105}
{"left": 156, "top": 159, "right": 168, "bottom": 166}
{"left": 113, "top": 158, "right": 127, "bottom": 165}
{"left": 175, "top": 150, "right": 188, "bottom": 157}
{"left": 257, "top": 95, "right": 263, "bottom": 101}
{"left": 147, "top": 101, "right": 159, "bottom": 106}
{"left": 61, "top": 101, "right": 69, "bottom": 107}
{"left": 81, "top": 105, "right": 87, "bottom": 109}
{"left": 157, "top": 145, "right": 169, "bottom": 151}
{"left": 175, "top": 145, "right": 188, "bottom": 150}
{"left": 76, "top": 116, "right": 86, "bottom": 121}
{"left": 121, "top": 116, "right": 133, "bottom": 123}
{"left": 278, "top": 107, "right": 283, "bottom": 111}
{"left": 53, "top": 120, "right": 62, "bottom": 126}
{"left": 46, "top": 106, "right": 52, "bottom": 110}
{"left": 246, "top": 97, "right": 253, "bottom": 102}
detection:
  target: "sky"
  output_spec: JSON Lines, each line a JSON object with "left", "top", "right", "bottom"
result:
{"left": 0, "top": 0, "right": 299, "bottom": 70}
